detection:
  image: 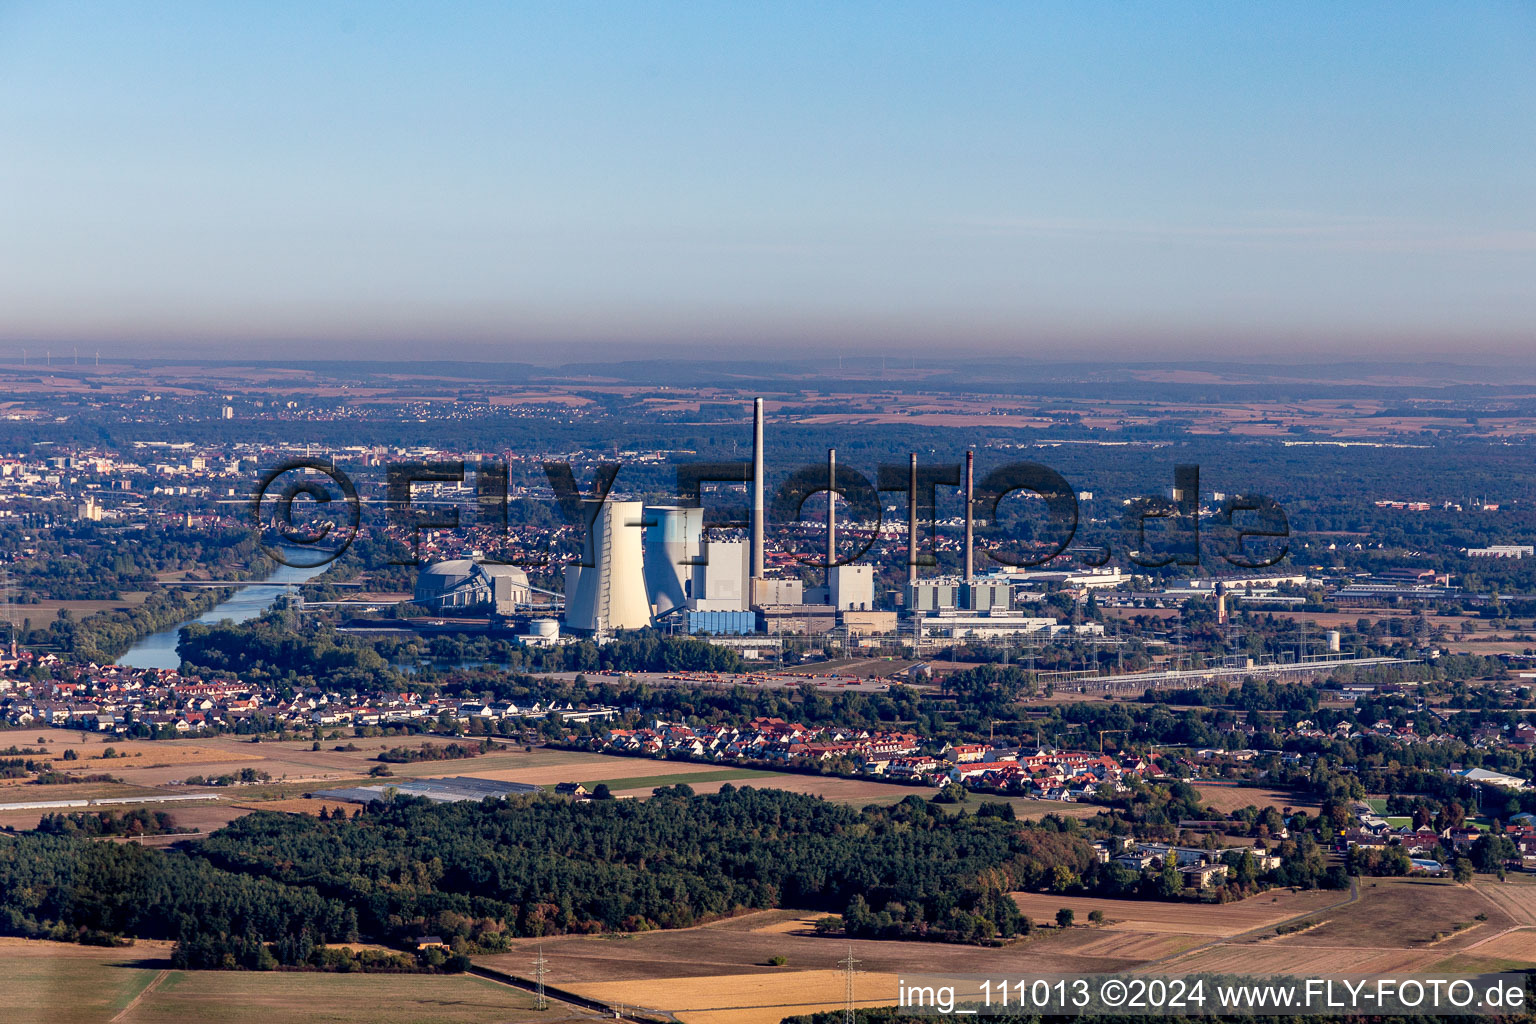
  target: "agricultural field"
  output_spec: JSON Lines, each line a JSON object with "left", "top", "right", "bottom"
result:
{"left": 477, "top": 883, "right": 1450, "bottom": 1023}
{"left": 476, "top": 909, "right": 1161, "bottom": 1024}
{"left": 1271, "top": 879, "right": 1507, "bottom": 950}
{"left": 1472, "top": 877, "right": 1536, "bottom": 926}
{"left": 0, "top": 937, "right": 559, "bottom": 1024}
{"left": 1, "top": 733, "right": 1074, "bottom": 832}
{"left": 570, "top": 969, "right": 894, "bottom": 1024}
{"left": 1011, "top": 889, "right": 1344, "bottom": 938}
{"left": 1192, "top": 784, "right": 1320, "bottom": 815}
{"left": 1150, "top": 878, "right": 1536, "bottom": 978}
{"left": 9, "top": 593, "right": 151, "bottom": 627}
{"left": 1434, "top": 928, "right": 1536, "bottom": 974}
{"left": 0, "top": 936, "right": 172, "bottom": 1024}
{"left": 115, "top": 968, "right": 552, "bottom": 1024}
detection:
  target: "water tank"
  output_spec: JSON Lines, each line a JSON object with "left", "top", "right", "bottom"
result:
{"left": 529, "top": 618, "right": 559, "bottom": 639}
{"left": 1326, "top": 630, "right": 1341, "bottom": 652}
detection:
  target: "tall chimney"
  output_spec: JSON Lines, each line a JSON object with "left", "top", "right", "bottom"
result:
{"left": 826, "top": 447, "right": 837, "bottom": 586}
{"left": 907, "top": 452, "right": 918, "bottom": 586}
{"left": 751, "top": 397, "right": 765, "bottom": 580}
{"left": 963, "top": 449, "right": 974, "bottom": 583}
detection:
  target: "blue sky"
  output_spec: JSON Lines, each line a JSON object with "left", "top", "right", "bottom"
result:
{"left": 1, "top": 3, "right": 1533, "bottom": 363}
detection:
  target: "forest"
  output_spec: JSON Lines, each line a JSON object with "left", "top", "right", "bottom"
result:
{"left": 0, "top": 787, "right": 1102, "bottom": 967}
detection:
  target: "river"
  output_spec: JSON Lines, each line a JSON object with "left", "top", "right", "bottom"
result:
{"left": 115, "top": 558, "right": 331, "bottom": 670}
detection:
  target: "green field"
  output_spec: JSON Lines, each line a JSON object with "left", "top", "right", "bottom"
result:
{"left": 1433, "top": 954, "right": 1533, "bottom": 975}
{"left": 1, "top": 944, "right": 159, "bottom": 1024}
{"left": 127, "top": 969, "right": 543, "bottom": 1024}
{"left": 0, "top": 940, "right": 547, "bottom": 1024}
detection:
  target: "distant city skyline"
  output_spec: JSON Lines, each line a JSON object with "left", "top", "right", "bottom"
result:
{"left": 1, "top": 3, "right": 1533, "bottom": 363}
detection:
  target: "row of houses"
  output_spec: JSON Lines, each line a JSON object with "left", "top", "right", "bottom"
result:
{"left": 0, "top": 654, "right": 616, "bottom": 736}
{"left": 589, "top": 717, "right": 1158, "bottom": 801}
{"left": 597, "top": 717, "right": 924, "bottom": 767}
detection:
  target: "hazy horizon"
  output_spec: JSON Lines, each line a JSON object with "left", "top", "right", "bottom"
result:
{"left": 2, "top": 3, "right": 1533, "bottom": 362}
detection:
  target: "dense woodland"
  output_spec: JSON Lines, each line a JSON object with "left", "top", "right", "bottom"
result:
{"left": 0, "top": 787, "right": 1151, "bottom": 967}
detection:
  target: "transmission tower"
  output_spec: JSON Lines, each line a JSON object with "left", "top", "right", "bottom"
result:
{"left": 532, "top": 946, "right": 549, "bottom": 1011}
{"left": 839, "top": 945, "right": 862, "bottom": 1024}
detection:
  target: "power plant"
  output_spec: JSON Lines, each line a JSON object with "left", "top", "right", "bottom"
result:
{"left": 557, "top": 399, "right": 1008, "bottom": 642}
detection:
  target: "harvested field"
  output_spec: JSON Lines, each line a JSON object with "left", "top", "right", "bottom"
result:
{"left": 476, "top": 909, "right": 1154, "bottom": 992}
{"left": 569, "top": 767, "right": 788, "bottom": 795}
{"left": 1153, "top": 878, "right": 1518, "bottom": 977}
{"left": 1472, "top": 879, "right": 1536, "bottom": 926}
{"left": 228, "top": 798, "right": 357, "bottom": 818}
{"left": 1193, "top": 785, "right": 1319, "bottom": 815}
{"left": 1043, "top": 929, "right": 1206, "bottom": 961}
{"left": 452, "top": 754, "right": 756, "bottom": 787}
{"left": 1163, "top": 943, "right": 1442, "bottom": 977}
{"left": 1273, "top": 879, "right": 1506, "bottom": 950}
{"left": 1453, "top": 927, "right": 1536, "bottom": 965}
{"left": 0, "top": 799, "right": 245, "bottom": 835}
{"left": 1010, "top": 889, "right": 1344, "bottom": 937}
{"left": 568, "top": 969, "right": 898, "bottom": 1024}
{"left": 0, "top": 730, "right": 265, "bottom": 767}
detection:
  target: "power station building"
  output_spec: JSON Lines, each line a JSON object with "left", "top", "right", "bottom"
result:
{"left": 829, "top": 564, "right": 875, "bottom": 611}
{"left": 414, "top": 559, "right": 531, "bottom": 615}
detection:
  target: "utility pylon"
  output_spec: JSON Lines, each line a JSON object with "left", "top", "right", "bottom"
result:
{"left": 532, "top": 946, "right": 549, "bottom": 1011}
{"left": 839, "top": 945, "right": 862, "bottom": 1024}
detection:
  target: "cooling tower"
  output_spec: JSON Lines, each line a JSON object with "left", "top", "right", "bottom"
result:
{"left": 643, "top": 504, "right": 703, "bottom": 619}
{"left": 564, "top": 499, "right": 652, "bottom": 632}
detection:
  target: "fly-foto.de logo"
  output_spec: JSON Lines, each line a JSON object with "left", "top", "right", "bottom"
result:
{"left": 249, "top": 456, "right": 1288, "bottom": 572}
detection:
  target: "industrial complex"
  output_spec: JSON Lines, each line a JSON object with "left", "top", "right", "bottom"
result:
{"left": 408, "top": 396, "right": 1099, "bottom": 648}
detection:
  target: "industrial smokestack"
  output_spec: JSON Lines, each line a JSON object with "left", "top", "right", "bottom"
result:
{"left": 826, "top": 448, "right": 837, "bottom": 585}
{"left": 907, "top": 452, "right": 918, "bottom": 586}
{"left": 751, "top": 397, "right": 765, "bottom": 580}
{"left": 963, "top": 449, "right": 974, "bottom": 583}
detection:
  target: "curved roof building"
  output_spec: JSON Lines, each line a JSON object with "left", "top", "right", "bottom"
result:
{"left": 414, "top": 559, "right": 531, "bottom": 615}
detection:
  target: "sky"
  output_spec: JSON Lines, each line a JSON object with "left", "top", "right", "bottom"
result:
{"left": 1, "top": 2, "right": 1533, "bottom": 365}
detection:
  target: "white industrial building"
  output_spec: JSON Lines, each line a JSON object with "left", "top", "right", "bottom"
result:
{"left": 908, "top": 574, "right": 1011, "bottom": 614}
{"left": 1465, "top": 545, "right": 1533, "bottom": 559}
{"left": 414, "top": 559, "right": 532, "bottom": 615}
{"left": 918, "top": 612, "right": 1096, "bottom": 640}
{"left": 691, "top": 539, "right": 753, "bottom": 612}
{"left": 829, "top": 564, "right": 875, "bottom": 611}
